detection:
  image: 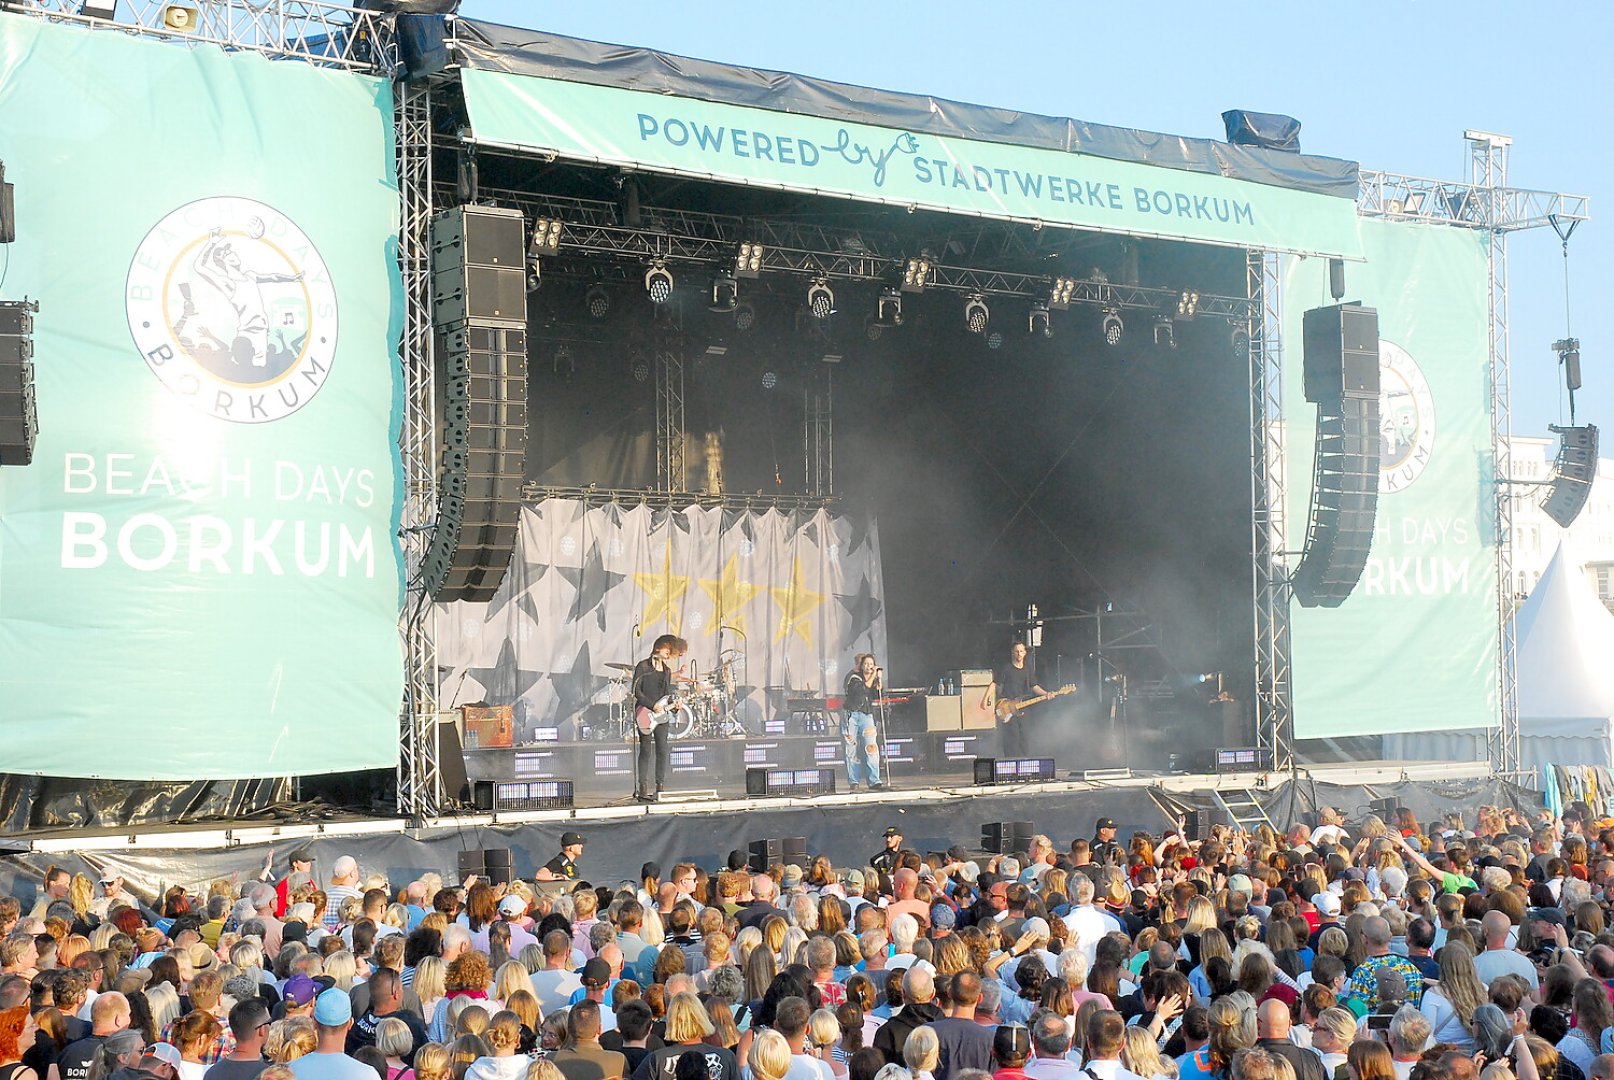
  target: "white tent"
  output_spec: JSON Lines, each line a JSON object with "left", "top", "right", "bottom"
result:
{"left": 1385, "top": 539, "right": 1614, "bottom": 771}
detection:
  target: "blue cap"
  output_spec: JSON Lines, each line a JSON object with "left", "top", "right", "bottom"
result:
{"left": 313, "top": 987, "right": 352, "bottom": 1025}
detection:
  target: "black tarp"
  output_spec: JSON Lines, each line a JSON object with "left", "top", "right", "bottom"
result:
{"left": 453, "top": 20, "right": 1359, "bottom": 201}
{"left": 0, "top": 775, "right": 295, "bottom": 832}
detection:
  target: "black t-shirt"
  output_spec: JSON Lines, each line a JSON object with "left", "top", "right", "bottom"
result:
{"left": 205, "top": 1060, "right": 271, "bottom": 1080}
{"left": 346, "top": 1007, "right": 429, "bottom": 1064}
{"left": 844, "top": 672, "right": 876, "bottom": 714}
{"left": 632, "top": 659, "right": 674, "bottom": 711}
{"left": 56, "top": 1035, "right": 106, "bottom": 1080}
{"left": 996, "top": 662, "right": 1037, "bottom": 703}
{"left": 544, "top": 853, "right": 579, "bottom": 880}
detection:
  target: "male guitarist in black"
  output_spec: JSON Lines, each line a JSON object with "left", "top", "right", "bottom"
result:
{"left": 978, "top": 641, "right": 1047, "bottom": 758}
{"left": 632, "top": 634, "right": 687, "bottom": 803}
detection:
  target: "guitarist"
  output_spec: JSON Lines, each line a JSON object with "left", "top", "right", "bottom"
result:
{"left": 978, "top": 642, "right": 1047, "bottom": 758}
{"left": 632, "top": 634, "right": 688, "bottom": 803}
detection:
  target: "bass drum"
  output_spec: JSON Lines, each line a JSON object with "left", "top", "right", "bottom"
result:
{"left": 666, "top": 704, "right": 695, "bottom": 740}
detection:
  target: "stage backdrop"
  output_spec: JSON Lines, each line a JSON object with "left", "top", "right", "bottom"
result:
{"left": 436, "top": 500, "right": 889, "bottom": 737}
{"left": 1283, "top": 219, "right": 1497, "bottom": 738}
{"left": 0, "top": 17, "right": 404, "bottom": 778}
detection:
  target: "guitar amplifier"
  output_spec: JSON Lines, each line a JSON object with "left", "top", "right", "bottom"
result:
{"left": 462, "top": 705, "right": 514, "bottom": 748}
{"left": 926, "top": 694, "right": 962, "bottom": 731}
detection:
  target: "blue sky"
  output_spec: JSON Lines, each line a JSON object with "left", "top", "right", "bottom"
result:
{"left": 457, "top": 1, "right": 1607, "bottom": 440}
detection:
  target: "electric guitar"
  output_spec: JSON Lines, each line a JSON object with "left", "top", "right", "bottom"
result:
{"left": 994, "top": 684, "right": 1077, "bottom": 722}
{"left": 635, "top": 694, "right": 681, "bottom": 734}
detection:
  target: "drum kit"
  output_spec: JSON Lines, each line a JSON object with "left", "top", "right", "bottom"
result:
{"left": 593, "top": 649, "right": 747, "bottom": 741}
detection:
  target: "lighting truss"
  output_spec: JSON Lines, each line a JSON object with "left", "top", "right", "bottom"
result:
{"left": 10, "top": 0, "right": 394, "bottom": 70}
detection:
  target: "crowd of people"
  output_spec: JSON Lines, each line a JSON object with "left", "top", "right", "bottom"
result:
{"left": 1, "top": 801, "right": 1609, "bottom": 1080}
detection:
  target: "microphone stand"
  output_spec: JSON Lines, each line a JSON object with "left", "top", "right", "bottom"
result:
{"left": 874, "top": 668, "right": 893, "bottom": 791}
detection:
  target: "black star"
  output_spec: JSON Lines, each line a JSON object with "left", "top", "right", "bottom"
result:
{"left": 721, "top": 509, "right": 756, "bottom": 543}
{"left": 559, "top": 541, "right": 626, "bottom": 632}
{"left": 483, "top": 563, "right": 548, "bottom": 626}
{"left": 548, "top": 642, "right": 606, "bottom": 732}
{"left": 797, "top": 516, "right": 820, "bottom": 546}
{"left": 836, "top": 574, "right": 884, "bottom": 648}
{"left": 456, "top": 636, "right": 544, "bottom": 708}
{"left": 840, "top": 514, "right": 873, "bottom": 558}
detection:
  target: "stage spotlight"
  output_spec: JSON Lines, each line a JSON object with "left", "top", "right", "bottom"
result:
{"left": 1176, "top": 290, "right": 1198, "bottom": 319}
{"left": 1028, "top": 299, "right": 1052, "bottom": 338}
{"left": 964, "top": 293, "right": 989, "bottom": 334}
{"left": 734, "top": 300, "right": 757, "bottom": 332}
{"left": 529, "top": 216, "right": 562, "bottom": 256}
{"left": 761, "top": 370, "right": 779, "bottom": 390}
{"left": 735, "top": 241, "right": 764, "bottom": 279}
{"left": 1101, "top": 307, "right": 1124, "bottom": 347}
{"left": 876, "top": 285, "right": 903, "bottom": 327}
{"left": 987, "top": 331, "right": 1004, "bottom": 351}
{"left": 865, "top": 317, "right": 884, "bottom": 342}
{"left": 526, "top": 257, "right": 541, "bottom": 293}
{"left": 585, "top": 283, "right": 610, "bottom": 319}
{"left": 1048, "top": 276, "right": 1077, "bottom": 310}
{"left": 807, "top": 277, "right": 834, "bottom": 319}
{"left": 1231, "top": 324, "right": 1251, "bottom": 357}
{"left": 709, "top": 269, "right": 738, "bottom": 313}
{"left": 902, "top": 256, "right": 931, "bottom": 293}
{"left": 1153, "top": 314, "right": 1176, "bottom": 348}
{"left": 631, "top": 356, "right": 651, "bottom": 383}
{"left": 644, "top": 260, "right": 674, "bottom": 304}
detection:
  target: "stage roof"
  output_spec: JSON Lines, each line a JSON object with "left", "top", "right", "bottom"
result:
{"left": 452, "top": 20, "right": 1364, "bottom": 259}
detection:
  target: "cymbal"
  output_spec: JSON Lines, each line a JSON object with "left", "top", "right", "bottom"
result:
{"left": 604, "top": 662, "right": 635, "bottom": 672}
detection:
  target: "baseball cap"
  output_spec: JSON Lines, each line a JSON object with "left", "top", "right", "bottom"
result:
{"left": 1312, "top": 892, "right": 1342, "bottom": 917}
{"left": 582, "top": 958, "right": 611, "bottom": 987}
{"left": 313, "top": 987, "right": 352, "bottom": 1025}
{"left": 1228, "top": 874, "right": 1253, "bottom": 895}
{"left": 931, "top": 904, "right": 957, "bottom": 930}
{"left": 144, "top": 1044, "right": 182, "bottom": 1069}
{"left": 1095, "top": 817, "right": 1117, "bottom": 831}
{"left": 281, "top": 919, "right": 308, "bottom": 945}
{"left": 780, "top": 865, "right": 803, "bottom": 889}
{"left": 946, "top": 845, "right": 971, "bottom": 863}
{"left": 1529, "top": 907, "right": 1567, "bottom": 927}
{"left": 641, "top": 862, "right": 662, "bottom": 880}
{"left": 1022, "top": 917, "right": 1050, "bottom": 939}
{"left": 282, "top": 974, "right": 320, "bottom": 1007}
{"left": 884, "top": 826, "right": 902, "bottom": 838}
{"left": 498, "top": 894, "right": 527, "bottom": 917}
{"left": 561, "top": 831, "right": 584, "bottom": 848}
{"left": 845, "top": 869, "right": 866, "bottom": 891}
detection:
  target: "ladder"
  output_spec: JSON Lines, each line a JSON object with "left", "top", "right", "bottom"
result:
{"left": 1210, "top": 786, "right": 1277, "bottom": 833}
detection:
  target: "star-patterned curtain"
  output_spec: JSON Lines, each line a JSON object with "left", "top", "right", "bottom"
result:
{"left": 436, "top": 499, "right": 889, "bottom": 739}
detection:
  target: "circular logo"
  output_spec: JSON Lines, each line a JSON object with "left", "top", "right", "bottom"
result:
{"left": 1379, "top": 340, "right": 1436, "bottom": 493}
{"left": 126, "top": 197, "right": 337, "bottom": 423}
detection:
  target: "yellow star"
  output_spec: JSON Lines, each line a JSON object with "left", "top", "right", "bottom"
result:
{"left": 770, "top": 557, "right": 826, "bottom": 645}
{"left": 633, "top": 546, "right": 690, "bottom": 633}
{"left": 698, "top": 554, "right": 765, "bottom": 636}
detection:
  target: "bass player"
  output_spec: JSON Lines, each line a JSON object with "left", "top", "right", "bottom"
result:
{"left": 978, "top": 641, "right": 1047, "bottom": 758}
{"left": 632, "top": 634, "right": 689, "bottom": 802}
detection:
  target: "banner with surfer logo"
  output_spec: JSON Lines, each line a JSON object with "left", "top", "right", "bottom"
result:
{"left": 0, "top": 18, "right": 403, "bottom": 779}
{"left": 1283, "top": 220, "right": 1498, "bottom": 738}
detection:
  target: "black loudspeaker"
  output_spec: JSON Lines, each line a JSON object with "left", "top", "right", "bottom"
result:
{"left": 431, "top": 205, "right": 526, "bottom": 328}
{"left": 482, "top": 847, "right": 512, "bottom": 886}
{"left": 437, "top": 716, "right": 471, "bottom": 805}
{"left": 781, "top": 837, "right": 807, "bottom": 866}
{"left": 424, "top": 206, "right": 530, "bottom": 602}
{"left": 1183, "top": 810, "right": 1202, "bottom": 841}
{"left": 1370, "top": 796, "right": 1397, "bottom": 820}
{"left": 1295, "top": 304, "right": 1381, "bottom": 609}
{"left": 1543, "top": 424, "right": 1599, "bottom": 529}
{"left": 457, "top": 848, "right": 485, "bottom": 885}
{"left": 980, "top": 821, "right": 1034, "bottom": 855}
{"left": 0, "top": 300, "right": 38, "bottom": 467}
{"left": 747, "top": 839, "right": 783, "bottom": 872}
{"left": 745, "top": 769, "right": 768, "bottom": 797}
{"left": 0, "top": 163, "right": 14, "bottom": 245}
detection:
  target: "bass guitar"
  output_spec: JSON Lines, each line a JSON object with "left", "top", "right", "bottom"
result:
{"left": 994, "top": 684, "right": 1077, "bottom": 722}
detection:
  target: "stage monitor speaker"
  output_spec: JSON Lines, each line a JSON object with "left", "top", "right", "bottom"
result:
{"left": 747, "top": 838, "right": 784, "bottom": 872}
{"left": 457, "top": 848, "right": 485, "bottom": 885}
{"left": 437, "top": 714, "right": 471, "bottom": 806}
{"left": 1542, "top": 424, "right": 1599, "bottom": 529}
{"left": 470, "top": 780, "right": 495, "bottom": 812}
{"left": 745, "top": 769, "right": 768, "bottom": 797}
{"left": 1370, "top": 796, "right": 1397, "bottom": 820}
{"left": 781, "top": 837, "right": 807, "bottom": 866}
{"left": 981, "top": 821, "right": 1034, "bottom": 855}
{"left": 0, "top": 299, "right": 38, "bottom": 466}
{"left": 482, "top": 846, "right": 512, "bottom": 885}
{"left": 1294, "top": 304, "right": 1381, "bottom": 609}
{"left": 431, "top": 205, "right": 527, "bottom": 328}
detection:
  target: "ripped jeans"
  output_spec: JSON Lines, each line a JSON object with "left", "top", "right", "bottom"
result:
{"left": 843, "top": 710, "right": 881, "bottom": 787}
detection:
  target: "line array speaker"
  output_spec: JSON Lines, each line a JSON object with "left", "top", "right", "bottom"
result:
{"left": 0, "top": 300, "right": 38, "bottom": 466}
{"left": 980, "top": 820, "right": 1034, "bottom": 855}
{"left": 1294, "top": 304, "right": 1381, "bottom": 608}
{"left": 1542, "top": 424, "right": 1599, "bottom": 529}
{"left": 425, "top": 206, "right": 529, "bottom": 602}
{"left": 746, "top": 837, "right": 808, "bottom": 872}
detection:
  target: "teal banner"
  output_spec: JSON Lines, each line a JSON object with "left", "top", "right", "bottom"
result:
{"left": 1284, "top": 220, "right": 1497, "bottom": 738}
{"left": 460, "top": 69, "right": 1363, "bottom": 259}
{"left": 0, "top": 16, "right": 404, "bottom": 778}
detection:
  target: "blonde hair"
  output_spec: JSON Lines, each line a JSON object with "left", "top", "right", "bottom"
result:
{"left": 525, "top": 1061, "right": 564, "bottom": 1080}
{"left": 1123, "top": 1026, "right": 1175, "bottom": 1079}
{"left": 664, "top": 991, "right": 714, "bottom": 1043}
{"left": 748, "top": 1030, "right": 792, "bottom": 1080}
{"left": 504, "top": 990, "right": 540, "bottom": 1034}
{"left": 414, "top": 1043, "right": 453, "bottom": 1080}
{"left": 485, "top": 1011, "right": 523, "bottom": 1054}
{"left": 1182, "top": 896, "right": 1218, "bottom": 936}
{"left": 493, "top": 960, "right": 531, "bottom": 1004}
{"left": 902, "top": 1026, "right": 939, "bottom": 1072}
{"left": 413, "top": 956, "right": 447, "bottom": 1006}
{"left": 376, "top": 1017, "right": 415, "bottom": 1059}
{"left": 270, "top": 1017, "right": 317, "bottom": 1063}
{"left": 450, "top": 1002, "right": 489, "bottom": 1039}
{"left": 323, "top": 950, "right": 358, "bottom": 991}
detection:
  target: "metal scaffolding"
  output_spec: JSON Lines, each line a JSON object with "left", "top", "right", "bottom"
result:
{"left": 654, "top": 343, "right": 687, "bottom": 493}
{"left": 1247, "top": 250, "right": 1293, "bottom": 774}
{"left": 1358, "top": 136, "right": 1588, "bottom": 775}
{"left": 803, "top": 367, "right": 834, "bottom": 498}
{"left": 8, "top": 0, "right": 392, "bottom": 68}
{"left": 394, "top": 81, "right": 442, "bottom": 820}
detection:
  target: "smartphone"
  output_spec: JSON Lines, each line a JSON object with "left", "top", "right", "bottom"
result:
{"left": 1365, "top": 1014, "right": 1393, "bottom": 1032}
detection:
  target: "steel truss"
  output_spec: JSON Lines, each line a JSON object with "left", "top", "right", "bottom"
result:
{"left": 1247, "top": 251, "right": 1292, "bottom": 774}
{"left": 1359, "top": 139, "right": 1588, "bottom": 775}
{"left": 396, "top": 81, "right": 441, "bottom": 820}
{"left": 8, "top": 0, "right": 393, "bottom": 69}
{"left": 463, "top": 186, "right": 1257, "bottom": 321}
{"left": 654, "top": 344, "right": 687, "bottom": 493}
{"left": 804, "top": 368, "right": 833, "bottom": 497}
{"left": 520, "top": 485, "right": 837, "bottom": 512}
